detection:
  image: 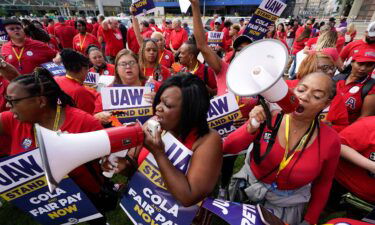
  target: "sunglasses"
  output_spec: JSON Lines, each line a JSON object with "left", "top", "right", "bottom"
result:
{"left": 5, "top": 95, "right": 39, "bottom": 107}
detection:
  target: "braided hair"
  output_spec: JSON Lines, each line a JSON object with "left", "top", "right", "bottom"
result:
{"left": 12, "top": 67, "right": 75, "bottom": 108}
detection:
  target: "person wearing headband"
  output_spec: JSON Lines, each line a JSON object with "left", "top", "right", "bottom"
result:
{"left": 224, "top": 72, "right": 340, "bottom": 225}
{"left": 1, "top": 19, "right": 59, "bottom": 75}
{"left": 72, "top": 20, "right": 100, "bottom": 56}
{"left": 87, "top": 45, "right": 115, "bottom": 76}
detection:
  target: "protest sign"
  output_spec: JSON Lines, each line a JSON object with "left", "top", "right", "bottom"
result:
{"left": 101, "top": 86, "right": 153, "bottom": 124}
{"left": 207, "top": 92, "right": 242, "bottom": 137}
{"left": 84, "top": 72, "right": 100, "bottom": 86}
{"left": 132, "top": 0, "right": 156, "bottom": 16}
{"left": 207, "top": 31, "right": 225, "bottom": 47}
{"left": 120, "top": 132, "right": 199, "bottom": 225}
{"left": 41, "top": 62, "right": 66, "bottom": 76}
{"left": 202, "top": 198, "right": 264, "bottom": 225}
{"left": 0, "top": 19, "right": 8, "bottom": 42}
{"left": 0, "top": 149, "right": 102, "bottom": 225}
{"left": 243, "top": 0, "right": 287, "bottom": 41}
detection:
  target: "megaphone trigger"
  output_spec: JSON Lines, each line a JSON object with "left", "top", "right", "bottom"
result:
{"left": 102, "top": 150, "right": 128, "bottom": 178}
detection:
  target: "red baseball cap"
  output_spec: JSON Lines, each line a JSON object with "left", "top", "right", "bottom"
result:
{"left": 352, "top": 49, "right": 375, "bottom": 62}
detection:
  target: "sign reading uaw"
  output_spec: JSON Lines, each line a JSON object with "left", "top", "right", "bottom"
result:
{"left": 0, "top": 149, "right": 102, "bottom": 225}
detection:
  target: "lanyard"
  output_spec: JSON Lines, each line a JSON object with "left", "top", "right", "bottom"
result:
{"left": 34, "top": 105, "right": 62, "bottom": 147}
{"left": 79, "top": 33, "right": 87, "bottom": 51}
{"left": 187, "top": 62, "right": 199, "bottom": 74}
{"left": 158, "top": 51, "right": 164, "bottom": 64}
{"left": 66, "top": 75, "right": 83, "bottom": 85}
{"left": 12, "top": 47, "right": 25, "bottom": 70}
{"left": 277, "top": 114, "right": 315, "bottom": 175}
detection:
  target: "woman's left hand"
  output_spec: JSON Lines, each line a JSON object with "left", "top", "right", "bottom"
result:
{"left": 144, "top": 91, "right": 156, "bottom": 104}
{"left": 142, "top": 120, "right": 165, "bottom": 157}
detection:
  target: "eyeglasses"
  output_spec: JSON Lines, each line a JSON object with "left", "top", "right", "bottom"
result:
{"left": 118, "top": 61, "right": 137, "bottom": 68}
{"left": 6, "top": 26, "right": 22, "bottom": 31}
{"left": 318, "top": 65, "right": 336, "bottom": 73}
{"left": 5, "top": 95, "right": 38, "bottom": 107}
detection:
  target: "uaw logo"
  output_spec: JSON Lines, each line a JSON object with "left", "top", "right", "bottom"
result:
{"left": 21, "top": 138, "right": 32, "bottom": 150}
{"left": 263, "top": 131, "right": 272, "bottom": 143}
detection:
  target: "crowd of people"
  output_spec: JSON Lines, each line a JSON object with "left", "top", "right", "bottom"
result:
{"left": 0, "top": 0, "right": 374, "bottom": 224}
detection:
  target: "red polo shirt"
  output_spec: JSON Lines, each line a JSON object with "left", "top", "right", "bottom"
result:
{"left": 102, "top": 28, "right": 124, "bottom": 58}
{"left": 336, "top": 76, "right": 375, "bottom": 123}
{"left": 89, "top": 63, "right": 115, "bottom": 76}
{"left": 0, "top": 106, "right": 104, "bottom": 194}
{"left": 1, "top": 38, "right": 57, "bottom": 75}
{"left": 55, "top": 76, "right": 97, "bottom": 115}
{"left": 182, "top": 63, "right": 217, "bottom": 90}
{"left": 144, "top": 65, "right": 171, "bottom": 82}
{"left": 170, "top": 28, "right": 188, "bottom": 50}
{"left": 72, "top": 32, "right": 100, "bottom": 55}
{"left": 336, "top": 116, "right": 375, "bottom": 203}
{"left": 54, "top": 23, "right": 77, "bottom": 49}
{"left": 159, "top": 49, "right": 174, "bottom": 68}
{"left": 340, "top": 39, "right": 375, "bottom": 62}
{"left": 127, "top": 27, "right": 140, "bottom": 54}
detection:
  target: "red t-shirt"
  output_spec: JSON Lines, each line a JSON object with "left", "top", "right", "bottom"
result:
{"left": 340, "top": 39, "right": 375, "bottom": 62}
{"left": 97, "top": 25, "right": 104, "bottom": 42}
{"left": 159, "top": 49, "right": 174, "bottom": 68}
{"left": 48, "top": 37, "right": 60, "bottom": 51}
{"left": 0, "top": 106, "right": 104, "bottom": 194}
{"left": 336, "top": 36, "right": 345, "bottom": 53}
{"left": 216, "top": 60, "right": 230, "bottom": 96}
{"left": 327, "top": 218, "right": 372, "bottom": 225}
{"left": 89, "top": 63, "right": 115, "bottom": 76}
{"left": 336, "top": 116, "right": 375, "bottom": 203}
{"left": 103, "top": 28, "right": 124, "bottom": 58}
{"left": 163, "top": 28, "right": 173, "bottom": 50}
{"left": 86, "top": 23, "right": 93, "bottom": 34}
{"left": 92, "top": 22, "right": 100, "bottom": 37}
{"left": 141, "top": 27, "right": 153, "bottom": 38}
{"left": 336, "top": 76, "right": 375, "bottom": 123}
{"left": 72, "top": 33, "right": 100, "bottom": 55}
{"left": 182, "top": 63, "right": 217, "bottom": 90}
{"left": 47, "top": 24, "right": 55, "bottom": 35}
{"left": 54, "top": 23, "right": 77, "bottom": 48}
{"left": 224, "top": 118, "right": 340, "bottom": 224}
{"left": 292, "top": 37, "right": 309, "bottom": 55}
{"left": 305, "top": 37, "right": 318, "bottom": 49}
{"left": 55, "top": 76, "right": 97, "bottom": 115}
{"left": 150, "top": 24, "right": 162, "bottom": 33}
{"left": 276, "top": 31, "right": 287, "bottom": 41}
{"left": 224, "top": 50, "right": 234, "bottom": 63}
{"left": 1, "top": 38, "right": 57, "bottom": 75}
{"left": 170, "top": 28, "right": 188, "bottom": 50}
{"left": 143, "top": 65, "right": 171, "bottom": 82}
{"left": 127, "top": 27, "right": 140, "bottom": 54}
{"left": 0, "top": 77, "right": 9, "bottom": 113}
{"left": 286, "top": 79, "right": 349, "bottom": 132}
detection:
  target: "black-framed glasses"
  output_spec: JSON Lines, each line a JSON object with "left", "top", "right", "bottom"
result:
{"left": 118, "top": 60, "right": 137, "bottom": 68}
{"left": 318, "top": 65, "right": 336, "bottom": 73}
{"left": 5, "top": 95, "right": 39, "bottom": 107}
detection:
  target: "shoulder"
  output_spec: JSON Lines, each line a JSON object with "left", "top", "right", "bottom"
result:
{"left": 193, "top": 129, "right": 222, "bottom": 152}
{"left": 65, "top": 106, "right": 102, "bottom": 131}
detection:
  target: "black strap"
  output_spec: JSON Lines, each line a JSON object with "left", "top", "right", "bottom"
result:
{"left": 203, "top": 65, "right": 208, "bottom": 85}
{"left": 333, "top": 72, "right": 350, "bottom": 82}
{"left": 361, "top": 78, "right": 375, "bottom": 100}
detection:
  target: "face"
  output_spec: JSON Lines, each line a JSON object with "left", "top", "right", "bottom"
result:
{"left": 316, "top": 57, "right": 336, "bottom": 77}
{"left": 144, "top": 41, "right": 158, "bottom": 63}
{"left": 6, "top": 82, "right": 43, "bottom": 123}
{"left": 305, "top": 20, "right": 313, "bottom": 28}
{"left": 116, "top": 54, "right": 140, "bottom": 85}
{"left": 277, "top": 24, "right": 283, "bottom": 31}
{"left": 166, "top": 23, "right": 172, "bottom": 29}
{"left": 110, "top": 20, "right": 119, "bottom": 29}
{"left": 89, "top": 50, "right": 105, "bottom": 67}
{"left": 172, "top": 21, "right": 179, "bottom": 29}
{"left": 155, "top": 86, "right": 182, "bottom": 132}
{"left": 233, "top": 42, "right": 250, "bottom": 57}
{"left": 229, "top": 27, "right": 237, "bottom": 36}
{"left": 214, "top": 22, "right": 221, "bottom": 31}
{"left": 178, "top": 44, "right": 193, "bottom": 66}
{"left": 294, "top": 74, "right": 332, "bottom": 119}
{"left": 351, "top": 61, "right": 375, "bottom": 78}
{"left": 76, "top": 22, "right": 86, "bottom": 33}
{"left": 151, "top": 34, "right": 165, "bottom": 50}
{"left": 5, "top": 24, "right": 25, "bottom": 40}
{"left": 365, "top": 32, "right": 375, "bottom": 44}
{"left": 244, "top": 21, "right": 249, "bottom": 26}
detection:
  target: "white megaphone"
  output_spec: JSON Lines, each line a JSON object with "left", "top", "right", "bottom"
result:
{"left": 226, "top": 39, "right": 299, "bottom": 127}
{"left": 35, "top": 122, "right": 144, "bottom": 192}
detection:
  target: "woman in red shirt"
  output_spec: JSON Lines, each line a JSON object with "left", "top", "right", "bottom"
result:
{"left": 0, "top": 68, "right": 111, "bottom": 224}
{"left": 289, "top": 27, "right": 311, "bottom": 79}
{"left": 224, "top": 73, "right": 340, "bottom": 225}
{"left": 87, "top": 45, "right": 115, "bottom": 76}
{"left": 72, "top": 20, "right": 100, "bottom": 55}
{"left": 276, "top": 23, "right": 287, "bottom": 41}
{"left": 94, "top": 49, "right": 159, "bottom": 125}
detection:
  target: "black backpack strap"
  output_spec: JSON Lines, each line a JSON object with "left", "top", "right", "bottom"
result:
{"left": 361, "top": 78, "right": 375, "bottom": 100}
{"left": 333, "top": 73, "right": 350, "bottom": 82}
{"left": 203, "top": 65, "right": 208, "bottom": 85}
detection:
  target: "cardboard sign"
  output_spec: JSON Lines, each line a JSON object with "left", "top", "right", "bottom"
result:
{"left": 243, "top": 0, "right": 287, "bottom": 41}
{"left": 0, "top": 19, "right": 8, "bottom": 42}
{"left": 207, "top": 93, "right": 242, "bottom": 137}
{"left": 202, "top": 198, "right": 264, "bottom": 225}
{"left": 84, "top": 72, "right": 100, "bottom": 85}
{"left": 120, "top": 132, "right": 199, "bottom": 225}
{"left": 207, "top": 31, "right": 224, "bottom": 47}
{"left": 41, "top": 62, "right": 66, "bottom": 76}
{"left": 101, "top": 86, "right": 153, "bottom": 124}
{"left": 132, "top": 0, "right": 156, "bottom": 16}
{"left": 0, "top": 149, "right": 102, "bottom": 225}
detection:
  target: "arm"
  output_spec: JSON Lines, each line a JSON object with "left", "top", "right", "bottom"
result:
{"left": 190, "top": 0, "right": 222, "bottom": 74}
{"left": 144, "top": 128, "right": 222, "bottom": 206}
{"left": 130, "top": 6, "right": 144, "bottom": 46}
{"left": 341, "top": 144, "right": 375, "bottom": 173}
{"left": 360, "top": 94, "right": 375, "bottom": 118}
{"left": 0, "top": 58, "right": 20, "bottom": 81}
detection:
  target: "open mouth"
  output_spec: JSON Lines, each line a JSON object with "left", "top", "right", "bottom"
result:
{"left": 296, "top": 105, "right": 305, "bottom": 113}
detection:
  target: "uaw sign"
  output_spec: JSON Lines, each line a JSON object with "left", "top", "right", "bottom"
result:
{"left": 101, "top": 86, "right": 153, "bottom": 124}
{"left": 41, "top": 62, "right": 66, "bottom": 76}
{"left": 207, "top": 93, "right": 242, "bottom": 138}
{"left": 0, "top": 19, "right": 8, "bottom": 42}
{"left": 244, "top": 0, "right": 287, "bottom": 41}
{"left": 207, "top": 31, "right": 225, "bottom": 47}
{"left": 120, "top": 132, "right": 199, "bottom": 225}
{"left": 132, "top": 0, "right": 156, "bottom": 16}
{"left": 0, "top": 149, "right": 102, "bottom": 225}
